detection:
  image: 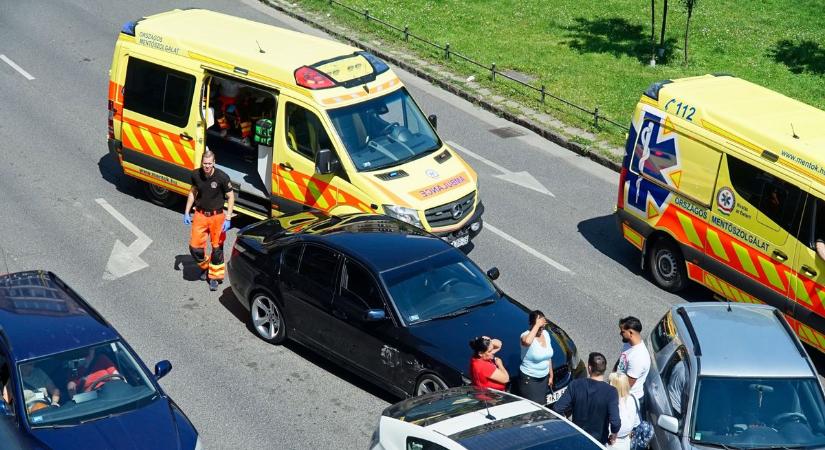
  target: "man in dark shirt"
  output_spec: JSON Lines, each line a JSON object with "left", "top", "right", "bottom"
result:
{"left": 184, "top": 149, "right": 235, "bottom": 291}
{"left": 553, "top": 352, "right": 620, "bottom": 445}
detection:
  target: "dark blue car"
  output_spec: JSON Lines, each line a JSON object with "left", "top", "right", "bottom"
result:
{"left": 228, "top": 213, "right": 584, "bottom": 399}
{"left": 0, "top": 271, "right": 200, "bottom": 450}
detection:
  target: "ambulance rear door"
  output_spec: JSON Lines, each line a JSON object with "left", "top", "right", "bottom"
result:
{"left": 119, "top": 53, "right": 205, "bottom": 194}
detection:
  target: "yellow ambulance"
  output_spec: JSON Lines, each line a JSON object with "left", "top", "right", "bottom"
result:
{"left": 616, "top": 74, "right": 825, "bottom": 352}
{"left": 107, "top": 9, "right": 482, "bottom": 247}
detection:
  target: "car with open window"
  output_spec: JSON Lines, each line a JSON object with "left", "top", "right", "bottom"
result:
{"left": 645, "top": 302, "right": 825, "bottom": 449}
{"left": 227, "top": 213, "right": 583, "bottom": 399}
{"left": 0, "top": 271, "right": 200, "bottom": 450}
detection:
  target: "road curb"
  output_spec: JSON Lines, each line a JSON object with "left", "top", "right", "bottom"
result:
{"left": 259, "top": 0, "right": 623, "bottom": 173}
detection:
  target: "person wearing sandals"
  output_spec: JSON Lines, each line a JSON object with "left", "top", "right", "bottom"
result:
{"left": 517, "top": 310, "right": 554, "bottom": 404}
{"left": 607, "top": 372, "right": 639, "bottom": 450}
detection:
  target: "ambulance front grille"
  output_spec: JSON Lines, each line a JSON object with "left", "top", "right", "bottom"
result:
{"left": 424, "top": 191, "right": 476, "bottom": 228}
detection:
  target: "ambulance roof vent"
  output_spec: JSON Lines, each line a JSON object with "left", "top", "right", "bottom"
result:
{"left": 643, "top": 79, "right": 672, "bottom": 101}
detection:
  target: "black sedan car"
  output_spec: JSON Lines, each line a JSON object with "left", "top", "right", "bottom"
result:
{"left": 227, "top": 213, "right": 584, "bottom": 398}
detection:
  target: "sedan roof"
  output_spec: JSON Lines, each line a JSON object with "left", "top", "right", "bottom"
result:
{"left": 680, "top": 303, "right": 814, "bottom": 378}
{"left": 0, "top": 271, "right": 117, "bottom": 361}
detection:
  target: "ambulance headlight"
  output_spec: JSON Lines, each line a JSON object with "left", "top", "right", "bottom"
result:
{"left": 383, "top": 205, "right": 421, "bottom": 228}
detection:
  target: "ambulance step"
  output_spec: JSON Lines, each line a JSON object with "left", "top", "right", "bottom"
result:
{"left": 234, "top": 191, "right": 270, "bottom": 216}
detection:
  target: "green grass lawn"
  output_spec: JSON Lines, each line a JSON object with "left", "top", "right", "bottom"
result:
{"left": 294, "top": 0, "right": 825, "bottom": 145}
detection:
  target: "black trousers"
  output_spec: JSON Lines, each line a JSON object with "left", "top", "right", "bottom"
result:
{"left": 517, "top": 371, "right": 549, "bottom": 404}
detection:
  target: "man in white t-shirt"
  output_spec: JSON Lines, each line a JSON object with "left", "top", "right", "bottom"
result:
{"left": 616, "top": 316, "right": 651, "bottom": 401}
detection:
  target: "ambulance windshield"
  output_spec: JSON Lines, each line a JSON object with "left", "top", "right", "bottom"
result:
{"left": 328, "top": 88, "right": 440, "bottom": 172}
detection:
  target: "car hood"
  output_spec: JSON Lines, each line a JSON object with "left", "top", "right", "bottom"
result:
{"left": 31, "top": 397, "right": 183, "bottom": 450}
{"left": 405, "top": 298, "right": 570, "bottom": 377}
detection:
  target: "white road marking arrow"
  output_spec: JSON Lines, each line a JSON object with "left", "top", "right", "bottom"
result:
{"left": 447, "top": 140, "right": 554, "bottom": 197}
{"left": 95, "top": 198, "right": 152, "bottom": 280}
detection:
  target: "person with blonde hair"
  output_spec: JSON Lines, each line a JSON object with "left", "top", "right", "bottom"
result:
{"left": 608, "top": 372, "right": 640, "bottom": 450}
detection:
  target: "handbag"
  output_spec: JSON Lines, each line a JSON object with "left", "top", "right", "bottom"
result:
{"left": 630, "top": 395, "right": 654, "bottom": 450}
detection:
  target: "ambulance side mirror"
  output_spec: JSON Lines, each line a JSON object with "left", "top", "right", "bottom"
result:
{"left": 428, "top": 114, "right": 438, "bottom": 130}
{"left": 486, "top": 267, "right": 500, "bottom": 280}
{"left": 315, "top": 148, "right": 340, "bottom": 175}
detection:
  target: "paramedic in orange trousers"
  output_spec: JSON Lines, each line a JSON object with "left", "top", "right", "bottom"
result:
{"left": 184, "top": 149, "right": 235, "bottom": 291}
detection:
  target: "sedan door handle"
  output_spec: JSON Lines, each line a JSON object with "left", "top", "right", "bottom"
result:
{"left": 802, "top": 265, "right": 818, "bottom": 278}
{"left": 772, "top": 250, "right": 788, "bottom": 262}
{"left": 279, "top": 162, "right": 293, "bottom": 172}
{"left": 179, "top": 132, "right": 193, "bottom": 141}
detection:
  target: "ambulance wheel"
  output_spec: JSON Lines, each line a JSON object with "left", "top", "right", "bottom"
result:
{"left": 144, "top": 183, "right": 179, "bottom": 207}
{"left": 648, "top": 238, "right": 686, "bottom": 292}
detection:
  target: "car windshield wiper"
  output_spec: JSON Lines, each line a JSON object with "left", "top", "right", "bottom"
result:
{"left": 414, "top": 298, "right": 495, "bottom": 324}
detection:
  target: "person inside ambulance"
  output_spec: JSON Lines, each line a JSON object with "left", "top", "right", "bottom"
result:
{"left": 213, "top": 77, "right": 252, "bottom": 146}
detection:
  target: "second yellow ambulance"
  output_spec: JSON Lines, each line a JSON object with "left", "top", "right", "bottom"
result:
{"left": 617, "top": 74, "right": 825, "bottom": 352}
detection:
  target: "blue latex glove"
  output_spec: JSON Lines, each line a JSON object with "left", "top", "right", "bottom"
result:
{"left": 223, "top": 219, "right": 231, "bottom": 232}
{"left": 183, "top": 213, "right": 192, "bottom": 225}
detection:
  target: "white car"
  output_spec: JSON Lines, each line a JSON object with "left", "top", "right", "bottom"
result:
{"left": 370, "top": 386, "right": 605, "bottom": 450}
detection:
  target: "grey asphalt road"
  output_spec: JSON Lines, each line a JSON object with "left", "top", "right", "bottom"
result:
{"left": 0, "top": 1, "right": 763, "bottom": 448}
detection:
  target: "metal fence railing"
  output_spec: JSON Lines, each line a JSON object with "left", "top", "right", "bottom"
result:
{"left": 323, "top": 0, "right": 627, "bottom": 131}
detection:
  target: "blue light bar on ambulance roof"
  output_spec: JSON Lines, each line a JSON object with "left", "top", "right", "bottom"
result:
{"left": 358, "top": 52, "right": 389, "bottom": 75}
{"left": 121, "top": 20, "right": 137, "bottom": 36}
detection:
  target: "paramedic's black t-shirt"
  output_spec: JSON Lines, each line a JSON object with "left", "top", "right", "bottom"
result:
{"left": 191, "top": 168, "right": 232, "bottom": 211}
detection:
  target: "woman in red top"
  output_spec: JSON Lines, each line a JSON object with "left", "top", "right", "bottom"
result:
{"left": 469, "top": 336, "right": 509, "bottom": 390}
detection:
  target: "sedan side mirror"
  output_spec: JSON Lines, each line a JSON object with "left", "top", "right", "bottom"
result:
{"left": 657, "top": 414, "right": 679, "bottom": 434}
{"left": 364, "top": 309, "right": 387, "bottom": 321}
{"left": 315, "top": 148, "right": 340, "bottom": 175}
{"left": 154, "top": 360, "right": 172, "bottom": 380}
{"left": 427, "top": 114, "right": 438, "bottom": 130}
{"left": 486, "top": 267, "right": 500, "bottom": 280}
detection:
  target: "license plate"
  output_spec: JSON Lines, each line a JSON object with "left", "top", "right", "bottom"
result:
{"left": 546, "top": 386, "right": 567, "bottom": 404}
{"left": 451, "top": 235, "right": 469, "bottom": 248}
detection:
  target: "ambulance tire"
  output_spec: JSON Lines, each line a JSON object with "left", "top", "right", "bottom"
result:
{"left": 143, "top": 182, "right": 179, "bottom": 208}
{"left": 648, "top": 238, "right": 687, "bottom": 292}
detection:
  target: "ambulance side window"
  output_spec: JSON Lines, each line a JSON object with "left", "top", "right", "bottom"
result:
{"left": 123, "top": 58, "right": 195, "bottom": 127}
{"left": 285, "top": 103, "right": 333, "bottom": 160}
{"left": 728, "top": 156, "right": 804, "bottom": 234}
{"left": 799, "top": 197, "right": 825, "bottom": 250}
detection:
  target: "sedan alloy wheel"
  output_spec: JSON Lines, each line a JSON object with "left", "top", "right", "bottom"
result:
{"left": 250, "top": 294, "right": 286, "bottom": 344}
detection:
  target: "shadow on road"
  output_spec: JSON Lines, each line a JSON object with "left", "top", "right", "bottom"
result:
{"left": 578, "top": 214, "right": 644, "bottom": 277}
{"left": 578, "top": 213, "right": 721, "bottom": 303}
{"left": 173, "top": 254, "right": 203, "bottom": 281}
{"left": 217, "top": 287, "right": 399, "bottom": 404}
{"left": 97, "top": 153, "right": 182, "bottom": 214}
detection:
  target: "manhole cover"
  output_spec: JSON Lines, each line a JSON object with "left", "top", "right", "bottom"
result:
{"left": 489, "top": 126, "right": 528, "bottom": 138}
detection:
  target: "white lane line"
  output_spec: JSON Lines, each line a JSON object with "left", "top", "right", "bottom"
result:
{"left": 485, "top": 223, "right": 572, "bottom": 273}
{"left": 448, "top": 140, "right": 554, "bottom": 197}
{"left": 0, "top": 55, "right": 35, "bottom": 80}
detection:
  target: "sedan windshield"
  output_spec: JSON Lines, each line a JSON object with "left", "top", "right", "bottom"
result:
{"left": 691, "top": 376, "right": 825, "bottom": 448}
{"left": 17, "top": 341, "right": 157, "bottom": 427}
{"left": 382, "top": 251, "right": 497, "bottom": 325}
{"left": 327, "top": 88, "right": 440, "bottom": 172}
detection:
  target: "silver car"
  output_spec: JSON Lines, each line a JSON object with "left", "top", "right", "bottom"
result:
{"left": 644, "top": 302, "right": 825, "bottom": 449}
